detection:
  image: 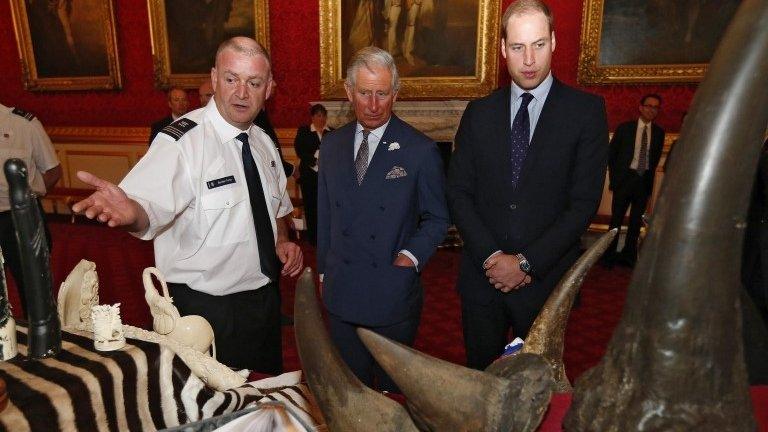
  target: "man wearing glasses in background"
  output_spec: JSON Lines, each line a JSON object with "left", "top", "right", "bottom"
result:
{"left": 604, "top": 94, "right": 665, "bottom": 268}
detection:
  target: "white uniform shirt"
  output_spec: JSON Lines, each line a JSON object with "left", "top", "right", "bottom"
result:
{"left": 0, "top": 103, "right": 59, "bottom": 212}
{"left": 120, "top": 101, "right": 293, "bottom": 295}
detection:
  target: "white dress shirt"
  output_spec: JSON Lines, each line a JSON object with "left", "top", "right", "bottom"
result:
{"left": 121, "top": 101, "right": 293, "bottom": 295}
{"left": 630, "top": 119, "right": 653, "bottom": 171}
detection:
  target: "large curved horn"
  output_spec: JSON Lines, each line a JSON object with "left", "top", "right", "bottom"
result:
{"left": 566, "top": 0, "right": 768, "bottom": 430}
{"left": 495, "top": 229, "right": 617, "bottom": 392}
{"left": 357, "top": 327, "right": 553, "bottom": 432}
{"left": 293, "top": 268, "right": 418, "bottom": 432}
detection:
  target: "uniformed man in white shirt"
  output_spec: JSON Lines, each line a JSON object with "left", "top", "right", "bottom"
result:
{"left": 0, "top": 103, "right": 62, "bottom": 316}
{"left": 73, "top": 37, "right": 303, "bottom": 374}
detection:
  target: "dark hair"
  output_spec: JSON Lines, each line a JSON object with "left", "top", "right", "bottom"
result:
{"left": 641, "top": 94, "right": 662, "bottom": 106}
{"left": 310, "top": 104, "right": 327, "bottom": 116}
{"left": 501, "top": 0, "right": 554, "bottom": 38}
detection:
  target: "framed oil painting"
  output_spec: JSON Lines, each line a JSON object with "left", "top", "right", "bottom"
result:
{"left": 147, "top": 0, "right": 270, "bottom": 89}
{"left": 320, "top": 0, "right": 500, "bottom": 99}
{"left": 9, "top": 0, "right": 122, "bottom": 91}
{"left": 578, "top": 0, "right": 741, "bottom": 84}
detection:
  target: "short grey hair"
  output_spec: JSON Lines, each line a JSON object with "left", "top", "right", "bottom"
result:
{"left": 215, "top": 36, "right": 272, "bottom": 76}
{"left": 344, "top": 47, "right": 400, "bottom": 92}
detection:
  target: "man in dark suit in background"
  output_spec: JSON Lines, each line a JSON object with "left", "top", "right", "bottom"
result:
{"left": 447, "top": 0, "right": 608, "bottom": 371}
{"left": 294, "top": 104, "right": 331, "bottom": 245}
{"left": 149, "top": 87, "right": 189, "bottom": 145}
{"left": 604, "top": 94, "right": 665, "bottom": 267}
{"left": 318, "top": 46, "right": 448, "bottom": 390}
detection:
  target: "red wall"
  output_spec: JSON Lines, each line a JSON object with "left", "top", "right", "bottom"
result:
{"left": 0, "top": 1, "right": 695, "bottom": 132}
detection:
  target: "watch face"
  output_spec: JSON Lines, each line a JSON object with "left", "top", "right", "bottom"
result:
{"left": 520, "top": 260, "right": 531, "bottom": 272}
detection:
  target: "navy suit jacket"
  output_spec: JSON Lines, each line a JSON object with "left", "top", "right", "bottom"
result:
{"left": 448, "top": 79, "right": 609, "bottom": 306}
{"left": 608, "top": 120, "right": 665, "bottom": 194}
{"left": 317, "top": 115, "right": 449, "bottom": 326}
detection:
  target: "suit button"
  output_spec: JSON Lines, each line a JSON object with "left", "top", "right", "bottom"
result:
{"left": 343, "top": 259, "right": 350, "bottom": 265}
{"left": 372, "top": 262, "right": 378, "bottom": 268}
{"left": 509, "top": 204, "right": 517, "bottom": 210}
{"left": 335, "top": 201, "right": 341, "bottom": 207}
{"left": 370, "top": 235, "right": 376, "bottom": 240}
{"left": 343, "top": 230, "right": 349, "bottom": 237}
{"left": 379, "top": 206, "right": 385, "bottom": 211}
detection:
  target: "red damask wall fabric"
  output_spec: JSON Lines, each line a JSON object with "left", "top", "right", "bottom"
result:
{"left": 0, "top": 1, "right": 695, "bottom": 131}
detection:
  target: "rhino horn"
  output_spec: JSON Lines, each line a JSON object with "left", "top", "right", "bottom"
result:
{"left": 494, "top": 228, "right": 617, "bottom": 392}
{"left": 293, "top": 268, "right": 418, "bottom": 432}
{"left": 357, "top": 327, "right": 553, "bottom": 432}
{"left": 566, "top": 0, "right": 768, "bottom": 429}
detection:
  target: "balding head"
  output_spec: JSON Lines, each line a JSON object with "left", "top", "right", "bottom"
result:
{"left": 214, "top": 36, "right": 272, "bottom": 77}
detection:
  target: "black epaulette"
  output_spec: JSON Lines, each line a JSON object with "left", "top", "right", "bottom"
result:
{"left": 160, "top": 118, "right": 198, "bottom": 141}
{"left": 11, "top": 107, "right": 35, "bottom": 121}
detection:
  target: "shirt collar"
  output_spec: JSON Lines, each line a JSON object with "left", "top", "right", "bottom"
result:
{"left": 355, "top": 117, "right": 391, "bottom": 141}
{"left": 206, "top": 101, "right": 251, "bottom": 143}
{"left": 510, "top": 72, "right": 554, "bottom": 102}
{"left": 639, "top": 118, "right": 652, "bottom": 128}
{"left": 0, "top": 103, "right": 10, "bottom": 115}
{"left": 310, "top": 123, "right": 330, "bottom": 133}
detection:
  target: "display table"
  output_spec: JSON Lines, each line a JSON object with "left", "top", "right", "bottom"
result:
{"left": 0, "top": 324, "right": 321, "bottom": 432}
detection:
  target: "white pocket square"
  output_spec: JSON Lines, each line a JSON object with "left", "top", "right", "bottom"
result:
{"left": 386, "top": 166, "right": 407, "bottom": 179}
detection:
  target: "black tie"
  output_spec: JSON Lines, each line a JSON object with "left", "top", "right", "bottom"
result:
{"left": 510, "top": 92, "right": 534, "bottom": 187}
{"left": 237, "top": 132, "right": 279, "bottom": 281}
{"left": 637, "top": 125, "right": 649, "bottom": 175}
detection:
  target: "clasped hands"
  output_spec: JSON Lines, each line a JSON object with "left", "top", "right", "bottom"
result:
{"left": 484, "top": 253, "right": 531, "bottom": 293}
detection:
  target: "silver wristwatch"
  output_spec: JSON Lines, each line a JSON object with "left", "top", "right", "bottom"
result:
{"left": 516, "top": 253, "right": 531, "bottom": 273}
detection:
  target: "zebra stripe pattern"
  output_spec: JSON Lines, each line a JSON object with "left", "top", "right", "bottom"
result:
{"left": 0, "top": 324, "right": 320, "bottom": 431}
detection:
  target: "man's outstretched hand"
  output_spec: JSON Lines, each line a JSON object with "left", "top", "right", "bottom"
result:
{"left": 71, "top": 171, "right": 149, "bottom": 232}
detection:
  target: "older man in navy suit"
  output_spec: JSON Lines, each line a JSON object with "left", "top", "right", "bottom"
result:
{"left": 448, "top": 0, "right": 608, "bottom": 371}
{"left": 317, "top": 46, "right": 449, "bottom": 391}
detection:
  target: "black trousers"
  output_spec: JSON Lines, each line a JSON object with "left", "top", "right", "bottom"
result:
{"left": 608, "top": 173, "right": 651, "bottom": 259}
{"left": 0, "top": 200, "right": 52, "bottom": 316}
{"left": 167, "top": 281, "right": 282, "bottom": 375}
{"left": 461, "top": 290, "right": 543, "bottom": 371}
{"left": 298, "top": 170, "right": 318, "bottom": 245}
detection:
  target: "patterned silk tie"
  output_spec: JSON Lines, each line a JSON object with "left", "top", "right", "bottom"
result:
{"left": 510, "top": 92, "right": 534, "bottom": 187}
{"left": 354, "top": 130, "right": 371, "bottom": 185}
{"left": 237, "top": 132, "right": 279, "bottom": 281}
{"left": 637, "top": 125, "right": 649, "bottom": 175}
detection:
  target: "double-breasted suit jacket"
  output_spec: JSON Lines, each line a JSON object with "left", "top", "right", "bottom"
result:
{"left": 448, "top": 79, "right": 609, "bottom": 311}
{"left": 317, "top": 115, "right": 449, "bottom": 326}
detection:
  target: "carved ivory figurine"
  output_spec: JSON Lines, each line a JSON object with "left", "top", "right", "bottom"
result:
{"left": 57, "top": 259, "right": 99, "bottom": 330}
{"left": 142, "top": 267, "right": 216, "bottom": 358}
{"left": 91, "top": 304, "right": 126, "bottom": 351}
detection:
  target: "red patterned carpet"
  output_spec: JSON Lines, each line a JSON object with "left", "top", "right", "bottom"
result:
{"left": 6, "top": 218, "right": 630, "bottom": 382}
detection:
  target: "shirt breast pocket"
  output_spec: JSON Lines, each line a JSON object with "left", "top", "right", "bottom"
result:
{"left": 200, "top": 186, "right": 250, "bottom": 246}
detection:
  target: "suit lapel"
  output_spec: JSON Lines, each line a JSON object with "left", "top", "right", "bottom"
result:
{"left": 490, "top": 88, "right": 515, "bottom": 201}
{"left": 337, "top": 122, "right": 358, "bottom": 196}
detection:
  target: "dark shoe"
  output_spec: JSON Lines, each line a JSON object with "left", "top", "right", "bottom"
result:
{"left": 616, "top": 254, "right": 636, "bottom": 268}
{"left": 600, "top": 254, "right": 616, "bottom": 269}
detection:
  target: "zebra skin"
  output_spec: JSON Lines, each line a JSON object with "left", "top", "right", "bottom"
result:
{"left": 0, "top": 324, "right": 322, "bottom": 431}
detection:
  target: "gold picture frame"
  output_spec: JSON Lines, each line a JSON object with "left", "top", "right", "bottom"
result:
{"left": 9, "top": 0, "right": 122, "bottom": 91}
{"left": 147, "top": 0, "right": 270, "bottom": 89}
{"left": 578, "top": 0, "right": 740, "bottom": 84}
{"left": 320, "top": 0, "right": 500, "bottom": 99}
